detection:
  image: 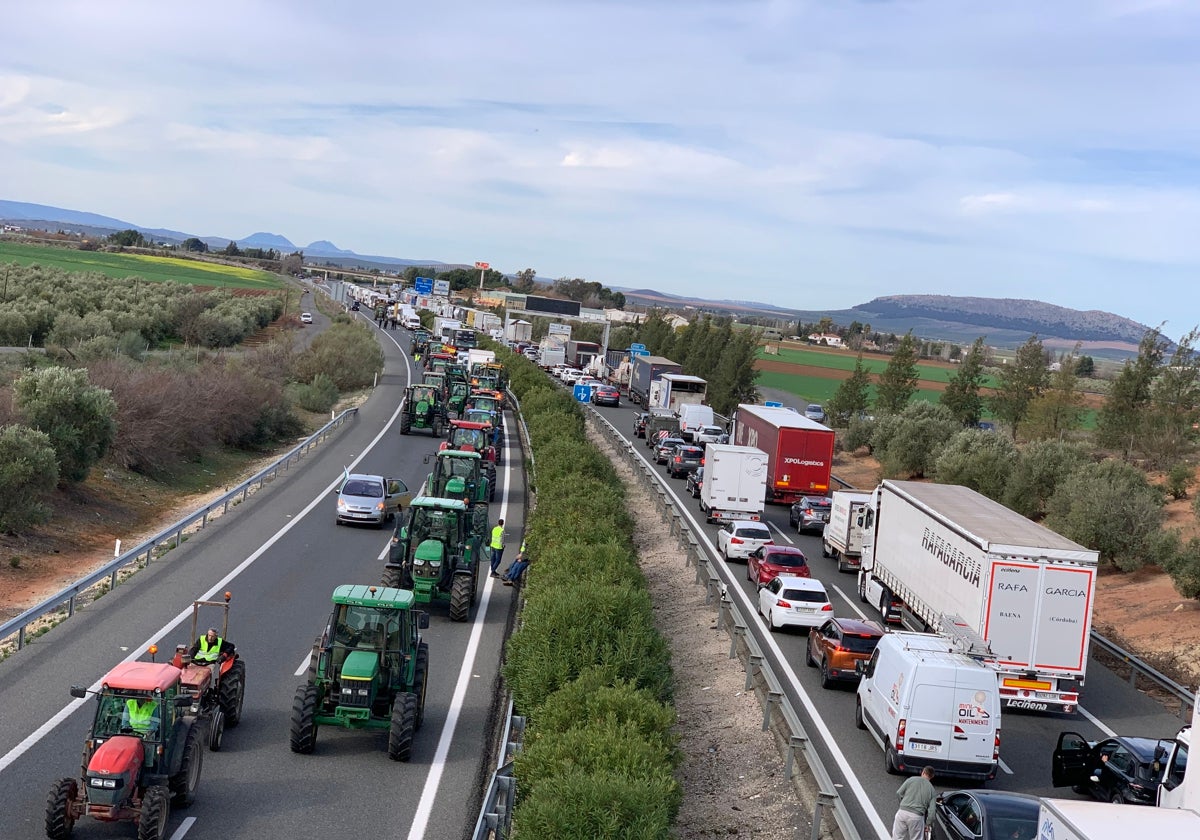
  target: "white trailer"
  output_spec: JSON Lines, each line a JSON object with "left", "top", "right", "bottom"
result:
{"left": 858, "top": 479, "right": 1099, "bottom": 714}
{"left": 1038, "top": 799, "right": 1200, "bottom": 839}
{"left": 538, "top": 340, "right": 566, "bottom": 369}
{"left": 648, "top": 373, "right": 708, "bottom": 414}
{"left": 699, "top": 444, "right": 769, "bottom": 524}
{"left": 821, "top": 490, "right": 872, "bottom": 573}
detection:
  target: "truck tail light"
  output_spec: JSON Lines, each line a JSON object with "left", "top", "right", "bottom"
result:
{"left": 896, "top": 719, "right": 906, "bottom": 751}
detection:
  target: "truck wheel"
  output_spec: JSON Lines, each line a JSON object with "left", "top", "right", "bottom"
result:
{"left": 220, "top": 660, "right": 246, "bottom": 727}
{"left": 388, "top": 692, "right": 418, "bottom": 762}
{"left": 170, "top": 725, "right": 204, "bottom": 806}
{"left": 44, "top": 777, "right": 77, "bottom": 840}
{"left": 137, "top": 785, "right": 170, "bottom": 840}
{"left": 413, "top": 643, "right": 429, "bottom": 729}
{"left": 432, "top": 418, "right": 442, "bottom": 437}
{"left": 289, "top": 684, "right": 320, "bottom": 754}
{"left": 854, "top": 699, "right": 867, "bottom": 730}
{"left": 821, "top": 541, "right": 831, "bottom": 559}
{"left": 208, "top": 709, "right": 225, "bottom": 751}
{"left": 449, "top": 575, "right": 471, "bottom": 622}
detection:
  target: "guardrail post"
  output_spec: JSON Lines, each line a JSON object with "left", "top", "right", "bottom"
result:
{"left": 746, "top": 654, "right": 762, "bottom": 691}
{"left": 785, "top": 734, "right": 806, "bottom": 779}
{"left": 67, "top": 594, "right": 76, "bottom": 618}
{"left": 811, "top": 792, "right": 836, "bottom": 840}
{"left": 18, "top": 626, "right": 25, "bottom": 650}
{"left": 730, "top": 622, "right": 745, "bottom": 659}
{"left": 763, "top": 690, "right": 782, "bottom": 731}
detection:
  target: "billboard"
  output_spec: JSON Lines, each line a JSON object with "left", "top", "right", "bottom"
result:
{"left": 432, "top": 279, "right": 451, "bottom": 296}
{"left": 547, "top": 323, "right": 572, "bottom": 338}
{"left": 525, "top": 295, "right": 581, "bottom": 317}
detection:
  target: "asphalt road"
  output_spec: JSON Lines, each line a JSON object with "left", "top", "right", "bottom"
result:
{"left": 585, "top": 391, "right": 1186, "bottom": 840}
{"left": 0, "top": 318, "right": 526, "bottom": 840}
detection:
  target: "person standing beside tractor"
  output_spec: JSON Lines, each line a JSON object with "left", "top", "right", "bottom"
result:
{"left": 488, "top": 518, "right": 506, "bottom": 577}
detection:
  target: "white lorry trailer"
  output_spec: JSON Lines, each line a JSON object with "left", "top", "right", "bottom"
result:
{"left": 1037, "top": 799, "right": 1200, "bottom": 838}
{"left": 821, "top": 490, "right": 872, "bottom": 573}
{"left": 698, "top": 444, "right": 769, "bottom": 524}
{"left": 858, "top": 480, "right": 1099, "bottom": 714}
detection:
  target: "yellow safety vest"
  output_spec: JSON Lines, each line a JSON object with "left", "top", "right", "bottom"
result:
{"left": 490, "top": 526, "right": 504, "bottom": 550}
{"left": 195, "top": 635, "right": 223, "bottom": 662}
{"left": 125, "top": 699, "right": 157, "bottom": 733}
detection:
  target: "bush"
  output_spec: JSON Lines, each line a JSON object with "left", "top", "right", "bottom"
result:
{"left": 1160, "top": 535, "right": 1200, "bottom": 599}
{"left": 0, "top": 424, "right": 59, "bottom": 532}
{"left": 531, "top": 668, "right": 676, "bottom": 750}
{"left": 933, "top": 429, "right": 1018, "bottom": 501}
{"left": 843, "top": 414, "right": 876, "bottom": 452}
{"left": 1165, "top": 463, "right": 1193, "bottom": 500}
{"left": 14, "top": 366, "right": 117, "bottom": 483}
{"left": 511, "top": 769, "right": 678, "bottom": 840}
{"left": 873, "top": 402, "right": 959, "bottom": 479}
{"left": 1002, "top": 440, "right": 1092, "bottom": 520}
{"left": 287, "top": 373, "right": 339, "bottom": 413}
{"left": 293, "top": 322, "right": 384, "bottom": 390}
{"left": 1044, "top": 460, "right": 1165, "bottom": 571}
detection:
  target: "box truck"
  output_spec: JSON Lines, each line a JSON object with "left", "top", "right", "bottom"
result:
{"left": 858, "top": 479, "right": 1099, "bottom": 714}
{"left": 731, "top": 404, "right": 834, "bottom": 505}
{"left": 648, "top": 373, "right": 708, "bottom": 415}
{"left": 855, "top": 630, "right": 1001, "bottom": 782}
{"left": 698, "top": 444, "right": 769, "bottom": 524}
{"left": 537, "top": 340, "right": 566, "bottom": 369}
{"left": 822, "top": 490, "right": 873, "bottom": 573}
{"left": 629, "top": 355, "right": 682, "bottom": 406}
{"left": 1037, "top": 799, "right": 1200, "bottom": 839}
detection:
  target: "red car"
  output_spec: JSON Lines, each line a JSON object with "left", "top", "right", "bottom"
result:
{"left": 747, "top": 545, "right": 810, "bottom": 588}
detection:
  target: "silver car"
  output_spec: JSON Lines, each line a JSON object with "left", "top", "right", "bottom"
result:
{"left": 335, "top": 473, "right": 411, "bottom": 527}
{"left": 804, "top": 404, "right": 827, "bottom": 424}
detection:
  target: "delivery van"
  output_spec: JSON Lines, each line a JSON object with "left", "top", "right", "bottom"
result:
{"left": 855, "top": 630, "right": 1000, "bottom": 782}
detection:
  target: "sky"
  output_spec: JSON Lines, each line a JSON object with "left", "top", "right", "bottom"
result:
{"left": 2, "top": 0, "right": 1199, "bottom": 338}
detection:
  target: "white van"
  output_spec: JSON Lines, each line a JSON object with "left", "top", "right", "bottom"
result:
{"left": 855, "top": 631, "right": 1000, "bottom": 782}
{"left": 678, "top": 403, "right": 715, "bottom": 442}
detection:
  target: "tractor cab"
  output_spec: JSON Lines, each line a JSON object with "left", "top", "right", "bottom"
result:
{"left": 384, "top": 498, "right": 481, "bottom": 621}
{"left": 440, "top": 420, "right": 494, "bottom": 461}
{"left": 421, "top": 371, "right": 447, "bottom": 398}
{"left": 447, "top": 380, "right": 471, "bottom": 415}
{"left": 466, "top": 391, "right": 500, "bottom": 416}
{"left": 425, "top": 449, "right": 489, "bottom": 507}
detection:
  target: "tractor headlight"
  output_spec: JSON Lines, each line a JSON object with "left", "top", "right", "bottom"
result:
{"left": 357, "top": 688, "right": 369, "bottom": 696}
{"left": 430, "top": 559, "right": 442, "bottom": 567}
{"left": 89, "top": 777, "right": 119, "bottom": 789}
{"left": 413, "top": 558, "right": 425, "bottom": 567}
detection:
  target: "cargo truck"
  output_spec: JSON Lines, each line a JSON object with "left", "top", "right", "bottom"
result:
{"left": 648, "top": 373, "right": 708, "bottom": 415}
{"left": 698, "top": 444, "right": 769, "bottom": 523}
{"left": 731, "top": 404, "right": 834, "bottom": 505}
{"left": 1037, "top": 799, "right": 1200, "bottom": 839}
{"left": 629, "top": 355, "right": 682, "bottom": 407}
{"left": 821, "top": 490, "right": 873, "bottom": 573}
{"left": 858, "top": 479, "right": 1099, "bottom": 714}
{"left": 537, "top": 340, "right": 566, "bottom": 369}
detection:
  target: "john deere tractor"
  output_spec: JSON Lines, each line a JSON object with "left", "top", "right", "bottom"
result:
{"left": 440, "top": 420, "right": 498, "bottom": 487}
{"left": 290, "top": 585, "right": 429, "bottom": 761}
{"left": 446, "top": 380, "right": 471, "bottom": 418}
{"left": 425, "top": 449, "right": 493, "bottom": 510}
{"left": 46, "top": 662, "right": 207, "bottom": 840}
{"left": 383, "top": 498, "right": 482, "bottom": 622}
{"left": 399, "top": 383, "right": 447, "bottom": 436}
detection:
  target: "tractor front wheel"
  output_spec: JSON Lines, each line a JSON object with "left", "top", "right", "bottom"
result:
{"left": 170, "top": 726, "right": 204, "bottom": 806}
{"left": 208, "top": 709, "right": 225, "bottom": 751}
{"left": 388, "top": 692, "right": 418, "bottom": 761}
{"left": 289, "top": 684, "right": 320, "bottom": 754}
{"left": 413, "top": 643, "right": 429, "bottom": 730}
{"left": 44, "top": 777, "right": 78, "bottom": 840}
{"left": 137, "top": 785, "right": 170, "bottom": 840}
{"left": 399, "top": 412, "right": 411, "bottom": 435}
{"left": 449, "top": 575, "right": 472, "bottom": 622}
{"left": 219, "top": 659, "right": 246, "bottom": 728}
{"left": 381, "top": 566, "right": 402, "bottom": 589}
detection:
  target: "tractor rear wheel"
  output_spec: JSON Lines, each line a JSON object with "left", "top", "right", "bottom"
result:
{"left": 44, "top": 777, "right": 77, "bottom": 840}
{"left": 449, "top": 574, "right": 472, "bottom": 622}
{"left": 388, "top": 692, "right": 418, "bottom": 762}
{"left": 381, "top": 566, "right": 402, "bottom": 589}
{"left": 413, "top": 642, "right": 429, "bottom": 729}
{"left": 432, "top": 417, "right": 443, "bottom": 437}
{"left": 289, "top": 683, "right": 320, "bottom": 754}
{"left": 170, "top": 726, "right": 204, "bottom": 806}
{"left": 219, "top": 660, "right": 246, "bottom": 728}
{"left": 137, "top": 785, "right": 170, "bottom": 840}
{"left": 399, "top": 412, "right": 411, "bottom": 435}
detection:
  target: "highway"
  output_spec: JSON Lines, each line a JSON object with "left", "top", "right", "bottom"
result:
{"left": 0, "top": 316, "right": 525, "bottom": 840}
{"left": 584, "top": 392, "right": 1186, "bottom": 840}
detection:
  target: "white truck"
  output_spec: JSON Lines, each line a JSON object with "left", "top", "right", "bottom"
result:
{"left": 433, "top": 316, "right": 462, "bottom": 343}
{"left": 821, "top": 490, "right": 872, "bottom": 573}
{"left": 538, "top": 340, "right": 566, "bottom": 369}
{"left": 648, "top": 373, "right": 708, "bottom": 415}
{"left": 1037, "top": 799, "right": 1200, "bottom": 838}
{"left": 858, "top": 479, "right": 1099, "bottom": 714}
{"left": 698, "top": 444, "right": 768, "bottom": 524}
{"left": 466, "top": 348, "right": 496, "bottom": 371}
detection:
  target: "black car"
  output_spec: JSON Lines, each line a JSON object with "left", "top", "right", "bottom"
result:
{"left": 666, "top": 444, "right": 704, "bottom": 478}
{"left": 931, "top": 790, "right": 1041, "bottom": 840}
{"left": 593, "top": 385, "right": 621, "bottom": 407}
{"left": 1052, "top": 731, "right": 1178, "bottom": 805}
{"left": 634, "top": 413, "right": 649, "bottom": 438}
{"left": 789, "top": 495, "right": 832, "bottom": 533}
{"left": 686, "top": 466, "right": 704, "bottom": 498}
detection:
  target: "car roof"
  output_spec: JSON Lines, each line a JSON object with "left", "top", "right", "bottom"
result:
{"left": 799, "top": 495, "right": 831, "bottom": 504}
{"left": 763, "top": 545, "right": 805, "bottom": 557}
{"left": 732, "top": 521, "right": 771, "bottom": 532}
{"left": 774, "top": 575, "right": 826, "bottom": 591}
{"left": 829, "top": 617, "right": 885, "bottom": 636}
{"left": 946, "top": 790, "right": 1041, "bottom": 818}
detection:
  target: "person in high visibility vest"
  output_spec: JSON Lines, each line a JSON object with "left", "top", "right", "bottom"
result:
{"left": 488, "top": 518, "right": 506, "bottom": 577}
{"left": 501, "top": 539, "right": 529, "bottom": 586}
{"left": 189, "top": 627, "right": 236, "bottom": 685}
{"left": 123, "top": 698, "right": 159, "bottom": 736}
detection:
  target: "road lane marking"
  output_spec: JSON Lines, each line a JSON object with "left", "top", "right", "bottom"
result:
{"left": 406, "top": 415, "right": 513, "bottom": 839}
{"left": 829, "top": 583, "right": 870, "bottom": 621}
{"left": 294, "top": 652, "right": 311, "bottom": 678}
{"left": 1078, "top": 705, "right": 1116, "bottom": 737}
{"left": 169, "top": 817, "right": 196, "bottom": 840}
{"left": 0, "top": 347, "right": 414, "bottom": 775}
{"left": 998, "top": 758, "right": 1013, "bottom": 775}
{"left": 766, "top": 521, "right": 794, "bottom": 544}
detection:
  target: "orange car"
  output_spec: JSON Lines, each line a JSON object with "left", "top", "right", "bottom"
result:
{"left": 805, "top": 617, "right": 885, "bottom": 689}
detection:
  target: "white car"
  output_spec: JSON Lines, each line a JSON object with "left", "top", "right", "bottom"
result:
{"left": 561, "top": 369, "right": 583, "bottom": 384}
{"left": 758, "top": 576, "right": 832, "bottom": 632}
{"left": 694, "top": 425, "right": 726, "bottom": 444}
{"left": 716, "top": 520, "right": 773, "bottom": 562}
{"left": 299, "top": 312, "right": 313, "bottom": 324}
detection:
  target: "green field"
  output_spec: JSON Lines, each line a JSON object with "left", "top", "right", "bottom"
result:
{"left": 0, "top": 242, "right": 281, "bottom": 289}
{"left": 757, "top": 345, "right": 1000, "bottom": 388}
{"left": 756, "top": 370, "right": 946, "bottom": 408}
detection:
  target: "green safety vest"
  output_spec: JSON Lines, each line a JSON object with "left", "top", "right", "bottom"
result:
{"left": 195, "top": 635, "right": 223, "bottom": 662}
{"left": 125, "top": 699, "right": 157, "bottom": 733}
{"left": 490, "top": 526, "right": 504, "bottom": 550}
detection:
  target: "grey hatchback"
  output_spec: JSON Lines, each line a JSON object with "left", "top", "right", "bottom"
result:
{"left": 335, "top": 473, "right": 411, "bottom": 527}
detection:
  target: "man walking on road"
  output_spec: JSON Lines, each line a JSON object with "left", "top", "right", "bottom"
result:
{"left": 489, "top": 518, "right": 506, "bottom": 577}
{"left": 891, "top": 766, "right": 936, "bottom": 840}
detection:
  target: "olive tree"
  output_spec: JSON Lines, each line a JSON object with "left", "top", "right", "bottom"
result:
{"left": 0, "top": 424, "right": 59, "bottom": 532}
{"left": 932, "top": 429, "right": 1018, "bottom": 501}
{"left": 873, "top": 402, "right": 960, "bottom": 479}
{"left": 14, "top": 366, "right": 117, "bottom": 483}
{"left": 1002, "top": 439, "right": 1091, "bottom": 519}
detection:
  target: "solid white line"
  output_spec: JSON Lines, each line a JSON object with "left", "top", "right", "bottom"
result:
{"left": 0, "top": 338, "right": 414, "bottom": 775}
{"left": 767, "top": 521, "right": 794, "bottom": 545}
{"left": 168, "top": 817, "right": 196, "bottom": 840}
{"left": 998, "top": 758, "right": 1013, "bottom": 775}
{"left": 294, "top": 652, "right": 311, "bottom": 678}
{"left": 1077, "top": 705, "right": 1117, "bottom": 737}
{"left": 406, "top": 414, "right": 513, "bottom": 839}
{"left": 829, "top": 583, "right": 870, "bottom": 622}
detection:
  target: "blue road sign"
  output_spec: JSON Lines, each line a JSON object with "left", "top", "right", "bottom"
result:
{"left": 414, "top": 277, "right": 434, "bottom": 294}
{"left": 629, "top": 343, "right": 647, "bottom": 352}
{"left": 764, "top": 401, "right": 783, "bottom": 408}
{"left": 573, "top": 384, "right": 593, "bottom": 403}
{"left": 629, "top": 347, "right": 650, "bottom": 357}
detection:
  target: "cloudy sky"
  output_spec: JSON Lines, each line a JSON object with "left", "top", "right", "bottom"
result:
{"left": 2, "top": 1, "right": 1198, "bottom": 337}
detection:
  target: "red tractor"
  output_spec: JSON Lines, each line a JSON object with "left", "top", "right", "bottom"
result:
{"left": 169, "top": 592, "right": 246, "bottom": 750}
{"left": 46, "top": 660, "right": 206, "bottom": 840}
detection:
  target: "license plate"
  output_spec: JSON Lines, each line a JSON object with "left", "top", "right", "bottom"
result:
{"left": 794, "top": 607, "right": 815, "bottom": 613}
{"left": 909, "top": 742, "right": 939, "bottom": 753}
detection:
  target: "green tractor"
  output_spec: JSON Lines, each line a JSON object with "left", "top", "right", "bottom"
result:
{"left": 446, "top": 380, "right": 471, "bottom": 418}
{"left": 425, "top": 449, "right": 493, "bottom": 509}
{"left": 383, "top": 498, "right": 482, "bottom": 622}
{"left": 290, "top": 585, "right": 429, "bottom": 761}
{"left": 399, "top": 383, "right": 447, "bottom": 437}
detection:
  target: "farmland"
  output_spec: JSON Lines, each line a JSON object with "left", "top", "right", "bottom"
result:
{"left": 0, "top": 241, "right": 281, "bottom": 289}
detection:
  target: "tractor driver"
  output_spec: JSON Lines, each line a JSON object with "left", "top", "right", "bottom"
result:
{"left": 190, "top": 627, "right": 236, "bottom": 685}
{"left": 122, "top": 697, "right": 160, "bottom": 737}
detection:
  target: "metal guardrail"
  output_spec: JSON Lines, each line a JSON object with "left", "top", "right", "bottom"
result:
{"left": 471, "top": 698, "right": 526, "bottom": 840}
{"left": 0, "top": 408, "right": 359, "bottom": 652}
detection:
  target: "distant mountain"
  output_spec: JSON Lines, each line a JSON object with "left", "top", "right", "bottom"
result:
{"left": 239, "top": 232, "right": 295, "bottom": 250}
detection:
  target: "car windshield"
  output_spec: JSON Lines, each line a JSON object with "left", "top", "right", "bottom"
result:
{"left": 783, "top": 588, "right": 827, "bottom": 602}
{"left": 768, "top": 553, "right": 807, "bottom": 568}
{"left": 343, "top": 479, "right": 383, "bottom": 497}
{"left": 737, "top": 526, "right": 772, "bottom": 541}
